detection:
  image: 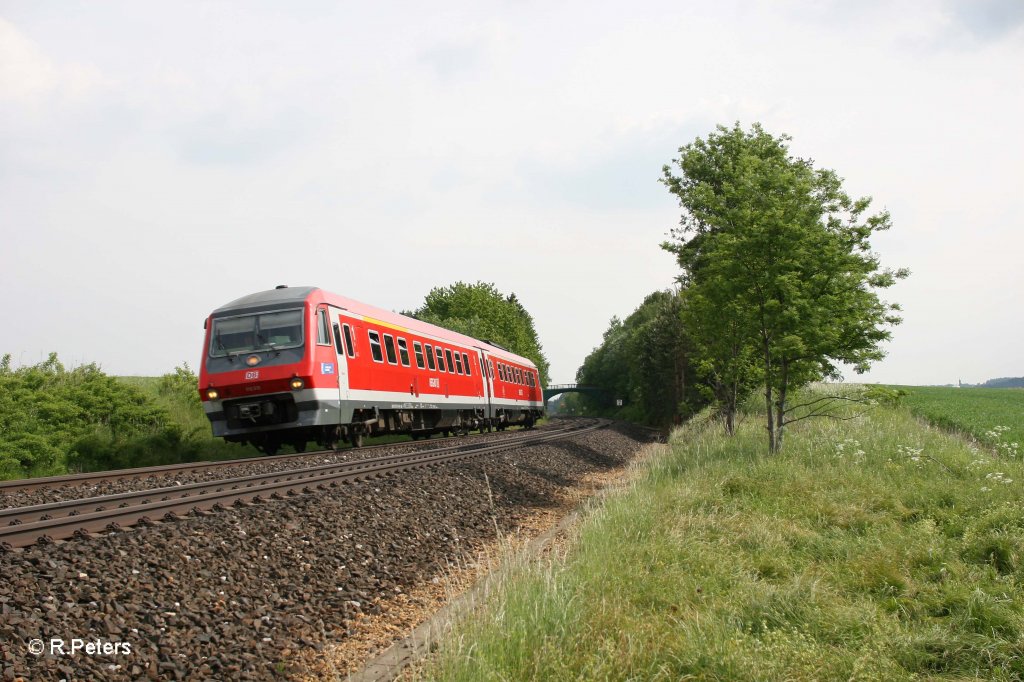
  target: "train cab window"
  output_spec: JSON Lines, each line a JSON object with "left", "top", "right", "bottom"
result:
{"left": 342, "top": 324, "right": 355, "bottom": 358}
{"left": 435, "top": 347, "right": 446, "bottom": 372}
{"left": 462, "top": 352, "right": 471, "bottom": 376}
{"left": 445, "top": 349, "right": 456, "bottom": 375}
{"left": 368, "top": 331, "right": 384, "bottom": 363}
{"left": 316, "top": 309, "right": 331, "bottom": 345}
{"left": 454, "top": 352, "right": 463, "bottom": 375}
{"left": 383, "top": 334, "right": 398, "bottom": 364}
{"left": 413, "top": 341, "right": 425, "bottom": 369}
{"left": 425, "top": 344, "right": 437, "bottom": 371}
{"left": 397, "top": 338, "right": 411, "bottom": 367}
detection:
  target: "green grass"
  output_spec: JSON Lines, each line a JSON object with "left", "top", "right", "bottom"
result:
{"left": 895, "top": 385, "right": 1024, "bottom": 459}
{"left": 420, "top": 392, "right": 1024, "bottom": 681}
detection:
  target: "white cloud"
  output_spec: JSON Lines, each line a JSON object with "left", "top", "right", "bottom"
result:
{"left": 0, "top": 17, "right": 57, "bottom": 102}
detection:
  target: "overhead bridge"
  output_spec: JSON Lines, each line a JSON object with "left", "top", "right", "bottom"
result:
{"left": 543, "top": 384, "right": 609, "bottom": 402}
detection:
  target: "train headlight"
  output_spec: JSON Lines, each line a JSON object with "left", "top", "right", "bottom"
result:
{"left": 290, "top": 377, "right": 305, "bottom": 390}
{"left": 206, "top": 388, "right": 220, "bottom": 400}
{"left": 245, "top": 355, "right": 261, "bottom": 367}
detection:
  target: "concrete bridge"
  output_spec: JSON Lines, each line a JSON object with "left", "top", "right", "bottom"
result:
{"left": 543, "top": 383, "right": 611, "bottom": 402}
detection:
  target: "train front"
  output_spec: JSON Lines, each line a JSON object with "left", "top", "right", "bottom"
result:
{"left": 198, "top": 286, "right": 321, "bottom": 455}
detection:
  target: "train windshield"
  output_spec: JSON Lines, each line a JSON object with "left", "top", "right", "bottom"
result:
{"left": 209, "top": 309, "right": 304, "bottom": 356}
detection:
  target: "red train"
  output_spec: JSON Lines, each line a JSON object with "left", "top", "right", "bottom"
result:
{"left": 198, "top": 286, "right": 546, "bottom": 454}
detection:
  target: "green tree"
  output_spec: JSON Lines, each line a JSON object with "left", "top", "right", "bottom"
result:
{"left": 662, "top": 123, "right": 908, "bottom": 452}
{"left": 410, "top": 282, "right": 551, "bottom": 386}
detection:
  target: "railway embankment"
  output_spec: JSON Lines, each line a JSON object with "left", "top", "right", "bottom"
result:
{"left": 418, "top": 398, "right": 1024, "bottom": 680}
{"left": 0, "top": 420, "right": 652, "bottom": 680}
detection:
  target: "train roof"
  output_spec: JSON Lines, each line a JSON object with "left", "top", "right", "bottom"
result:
{"left": 212, "top": 286, "right": 318, "bottom": 314}
{"left": 210, "top": 286, "right": 538, "bottom": 369}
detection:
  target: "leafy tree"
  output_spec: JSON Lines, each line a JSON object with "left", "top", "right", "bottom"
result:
{"left": 0, "top": 353, "right": 172, "bottom": 478}
{"left": 410, "top": 282, "right": 551, "bottom": 386}
{"left": 158, "top": 363, "right": 202, "bottom": 410}
{"left": 662, "top": 123, "right": 908, "bottom": 452}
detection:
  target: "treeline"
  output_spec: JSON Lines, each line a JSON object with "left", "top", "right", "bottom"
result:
{"left": 0, "top": 354, "right": 237, "bottom": 480}
{"left": 573, "top": 290, "right": 706, "bottom": 426}
{"left": 981, "top": 377, "right": 1024, "bottom": 389}
{"left": 572, "top": 123, "right": 906, "bottom": 449}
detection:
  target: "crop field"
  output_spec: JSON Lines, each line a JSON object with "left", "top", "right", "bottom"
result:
{"left": 896, "top": 385, "right": 1023, "bottom": 459}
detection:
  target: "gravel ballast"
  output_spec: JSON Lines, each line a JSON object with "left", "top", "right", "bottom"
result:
{"left": 0, "top": 422, "right": 651, "bottom": 680}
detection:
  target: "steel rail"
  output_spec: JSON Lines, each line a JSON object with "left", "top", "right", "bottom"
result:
{"left": 0, "top": 420, "right": 605, "bottom": 550}
{"left": 0, "top": 424, "right": 556, "bottom": 494}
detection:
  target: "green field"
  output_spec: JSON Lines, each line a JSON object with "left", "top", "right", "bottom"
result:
{"left": 896, "top": 385, "right": 1023, "bottom": 459}
{"left": 421, "top": 391, "right": 1024, "bottom": 681}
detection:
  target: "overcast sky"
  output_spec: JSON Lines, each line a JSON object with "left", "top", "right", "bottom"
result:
{"left": 2, "top": 0, "right": 1022, "bottom": 386}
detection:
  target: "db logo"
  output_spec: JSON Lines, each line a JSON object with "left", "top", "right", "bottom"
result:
{"left": 245, "top": 370, "right": 260, "bottom": 380}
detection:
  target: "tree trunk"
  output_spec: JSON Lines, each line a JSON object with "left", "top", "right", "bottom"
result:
{"left": 724, "top": 385, "right": 733, "bottom": 432}
{"left": 775, "top": 360, "right": 788, "bottom": 452}
{"left": 763, "top": 341, "right": 777, "bottom": 454}
{"left": 764, "top": 384, "right": 776, "bottom": 453}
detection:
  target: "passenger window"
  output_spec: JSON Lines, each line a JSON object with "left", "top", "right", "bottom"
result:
{"left": 342, "top": 324, "right": 355, "bottom": 358}
{"left": 383, "top": 334, "right": 398, "bottom": 364}
{"left": 425, "top": 344, "right": 436, "bottom": 371}
{"left": 488, "top": 360, "right": 494, "bottom": 378}
{"left": 368, "top": 331, "right": 384, "bottom": 363}
{"left": 462, "top": 352, "right": 471, "bottom": 376}
{"left": 445, "top": 349, "right": 456, "bottom": 375}
{"left": 435, "top": 347, "right": 446, "bottom": 372}
{"left": 317, "top": 309, "right": 331, "bottom": 345}
{"left": 398, "top": 338, "right": 410, "bottom": 367}
{"left": 454, "top": 352, "right": 463, "bottom": 375}
{"left": 413, "top": 341, "right": 425, "bottom": 369}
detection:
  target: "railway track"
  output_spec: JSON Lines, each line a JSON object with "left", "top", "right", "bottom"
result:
{"left": 0, "top": 428, "right": 514, "bottom": 495}
{"left": 0, "top": 419, "right": 606, "bottom": 550}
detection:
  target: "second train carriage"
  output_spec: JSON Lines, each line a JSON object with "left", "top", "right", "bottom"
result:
{"left": 198, "top": 286, "right": 545, "bottom": 454}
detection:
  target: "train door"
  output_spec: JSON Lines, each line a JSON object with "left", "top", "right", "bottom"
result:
{"left": 329, "top": 309, "right": 351, "bottom": 407}
{"left": 477, "top": 348, "right": 493, "bottom": 422}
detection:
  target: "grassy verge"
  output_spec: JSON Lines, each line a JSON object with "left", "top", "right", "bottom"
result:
{"left": 896, "top": 385, "right": 1023, "bottom": 459}
{"left": 421, "top": 393, "right": 1024, "bottom": 681}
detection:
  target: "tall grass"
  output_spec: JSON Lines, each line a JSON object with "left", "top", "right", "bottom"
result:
{"left": 421, "top": 392, "right": 1024, "bottom": 681}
